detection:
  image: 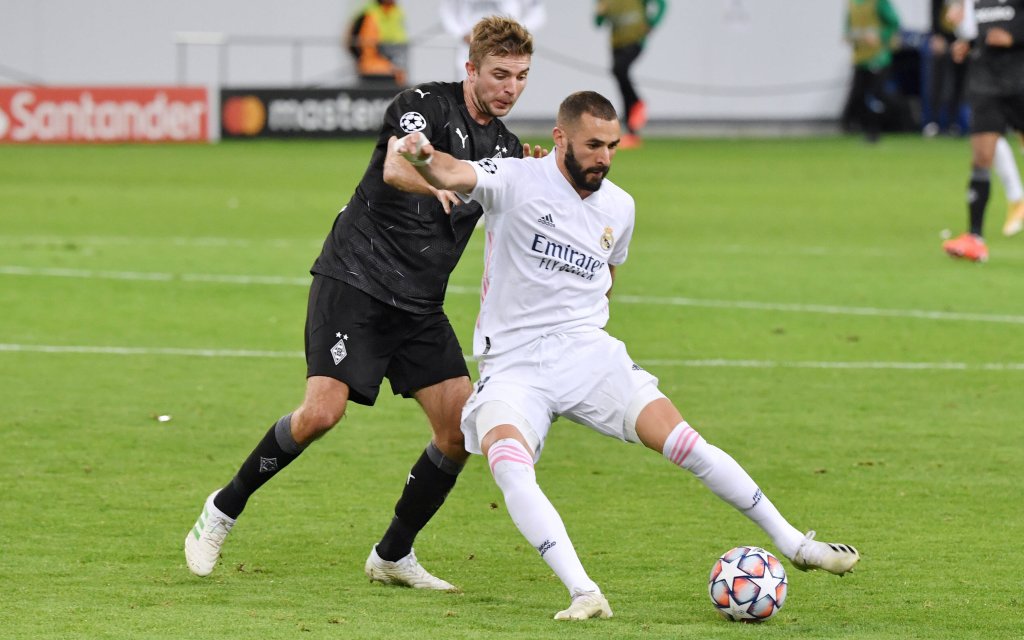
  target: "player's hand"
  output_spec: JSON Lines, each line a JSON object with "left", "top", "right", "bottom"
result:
{"left": 951, "top": 39, "right": 970, "bottom": 63}
{"left": 433, "top": 189, "right": 461, "bottom": 215}
{"left": 861, "top": 31, "right": 881, "bottom": 48}
{"left": 522, "top": 142, "right": 549, "bottom": 158}
{"left": 986, "top": 27, "right": 1013, "bottom": 48}
{"left": 391, "top": 132, "right": 434, "bottom": 166}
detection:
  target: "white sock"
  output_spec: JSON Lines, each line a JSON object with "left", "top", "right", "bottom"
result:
{"left": 487, "top": 438, "right": 600, "bottom": 596}
{"left": 663, "top": 422, "right": 805, "bottom": 559}
{"left": 995, "top": 137, "right": 1024, "bottom": 203}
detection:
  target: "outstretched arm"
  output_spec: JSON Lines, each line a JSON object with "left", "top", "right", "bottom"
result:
{"left": 382, "top": 147, "right": 438, "bottom": 194}
{"left": 382, "top": 144, "right": 462, "bottom": 212}
{"left": 388, "top": 132, "right": 479, "bottom": 194}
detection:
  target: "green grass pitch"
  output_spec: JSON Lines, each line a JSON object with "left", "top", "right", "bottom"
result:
{"left": 2, "top": 136, "right": 1023, "bottom": 639}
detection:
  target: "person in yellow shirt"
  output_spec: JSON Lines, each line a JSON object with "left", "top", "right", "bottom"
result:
{"left": 347, "top": 0, "right": 409, "bottom": 86}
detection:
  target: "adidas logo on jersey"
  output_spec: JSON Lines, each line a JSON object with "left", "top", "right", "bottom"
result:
{"left": 537, "top": 214, "right": 556, "bottom": 228}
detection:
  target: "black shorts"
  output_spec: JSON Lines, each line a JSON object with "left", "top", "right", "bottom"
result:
{"left": 304, "top": 275, "right": 469, "bottom": 405}
{"left": 969, "top": 93, "right": 1024, "bottom": 135}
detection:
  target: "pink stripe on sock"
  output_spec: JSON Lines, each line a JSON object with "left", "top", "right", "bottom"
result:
{"left": 490, "top": 448, "right": 532, "bottom": 466}
{"left": 488, "top": 451, "right": 533, "bottom": 468}
{"left": 675, "top": 429, "right": 700, "bottom": 465}
{"left": 668, "top": 425, "right": 694, "bottom": 464}
{"left": 489, "top": 442, "right": 530, "bottom": 460}
{"left": 665, "top": 423, "right": 702, "bottom": 467}
{"left": 488, "top": 442, "right": 533, "bottom": 474}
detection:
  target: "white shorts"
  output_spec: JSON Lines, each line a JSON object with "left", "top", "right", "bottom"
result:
{"left": 461, "top": 329, "right": 664, "bottom": 460}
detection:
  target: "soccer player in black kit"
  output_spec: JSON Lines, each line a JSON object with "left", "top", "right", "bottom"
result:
{"left": 943, "top": 0, "right": 1024, "bottom": 262}
{"left": 185, "top": 17, "right": 540, "bottom": 590}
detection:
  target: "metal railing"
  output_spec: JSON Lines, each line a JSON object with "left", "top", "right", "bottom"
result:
{"left": 174, "top": 31, "right": 347, "bottom": 86}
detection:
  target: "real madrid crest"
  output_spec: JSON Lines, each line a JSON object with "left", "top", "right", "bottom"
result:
{"left": 600, "top": 227, "right": 614, "bottom": 251}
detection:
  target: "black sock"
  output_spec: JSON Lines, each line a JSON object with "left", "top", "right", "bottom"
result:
{"left": 213, "top": 414, "right": 305, "bottom": 519}
{"left": 375, "top": 442, "right": 463, "bottom": 561}
{"left": 968, "top": 168, "right": 991, "bottom": 237}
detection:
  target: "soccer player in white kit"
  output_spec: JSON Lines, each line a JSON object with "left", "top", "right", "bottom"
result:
{"left": 387, "top": 91, "right": 861, "bottom": 621}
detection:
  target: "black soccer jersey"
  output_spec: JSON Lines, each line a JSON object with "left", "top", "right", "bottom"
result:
{"left": 968, "top": 0, "right": 1024, "bottom": 96}
{"left": 311, "top": 81, "right": 524, "bottom": 314}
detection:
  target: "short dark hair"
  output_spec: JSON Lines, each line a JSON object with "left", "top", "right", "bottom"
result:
{"left": 468, "top": 16, "right": 534, "bottom": 68}
{"left": 556, "top": 91, "right": 618, "bottom": 128}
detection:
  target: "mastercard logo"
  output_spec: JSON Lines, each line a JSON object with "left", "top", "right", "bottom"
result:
{"left": 222, "top": 96, "right": 266, "bottom": 136}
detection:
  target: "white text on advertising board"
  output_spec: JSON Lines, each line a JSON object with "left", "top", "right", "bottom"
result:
{"left": 267, "top": 95, "right": 391, "bottom": 132}
{"left": 1, "top": 89, "right": 207, "bottom": 143}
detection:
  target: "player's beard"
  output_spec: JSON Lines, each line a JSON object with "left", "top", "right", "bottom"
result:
{"left": 565, "top": 143, "right": 609, "bottom": 192}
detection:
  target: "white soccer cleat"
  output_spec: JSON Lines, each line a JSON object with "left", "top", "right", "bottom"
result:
{"left": 364, "top": 545, "right": 460, "bottom": 592}
{"left": 791, "top": 530, "right": 860, "bottom": 575}
{"left": 184, "top": 491, "right": 236, "bottom": 577}
{"left": 554, "top": 590, "right": 613, "bottom": 621}
{"left": 1003, "top": 200, "right": 1024, "bottom": 236}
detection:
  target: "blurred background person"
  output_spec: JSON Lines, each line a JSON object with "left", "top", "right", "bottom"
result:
{"left": 942, "top": 0, "right": 1024, "bottom": 261}
{"left": 947, "top": 0, "right": 1024, "bottom": 237}
{"left": 840, "top": 0, "right": 901, "bottom": 143}
{"left": 440, "top": 0, "right": 546, "bottom": 81}
{"left": 922, "top": 0, "right": 968, "bottom": 137}
{"left": 346, "top": 0, "right": 409, "bottom": 86}
{"left": 595, "top": 0, "right": 666, "bottom": 149}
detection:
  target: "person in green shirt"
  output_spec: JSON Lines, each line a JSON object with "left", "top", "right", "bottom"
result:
{"left": 840, "top": 0, "right": 901, "bottom": 142}
{"left": 595, "top": 0, "right": 666, "bottom": 148}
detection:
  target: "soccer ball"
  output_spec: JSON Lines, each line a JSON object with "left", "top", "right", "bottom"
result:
{"left": 708, "top": 546, "right": 788, "bottom": 622}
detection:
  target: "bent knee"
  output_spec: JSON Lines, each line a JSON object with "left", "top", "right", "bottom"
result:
{"left": 432, "top": 425, "right": 467, "bottom": 459}
{"left": 294, "top": 403, "right": 345, "bottom": 440}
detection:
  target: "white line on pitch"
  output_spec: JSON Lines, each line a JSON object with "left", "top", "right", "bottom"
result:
{"left": 9, "top": 235, "right": 1019, "bottom": 258}
{"left": 0, "top": 235, "right": 319, "bottom": 248}
{"left": 0, "top": 265, "right": 310, "bottom": 286}
{"left": 611, "top": 294, "right": 1024, "bottom": 325}
{"left": 640, "top": 358, "right": 1024, "bottom": 371}
{"left": 1, "top": 343, "right": 1023, "bottom": 371}
{"left": 4, "top": 264, "right": 1024, "bottom": 325}
{"left": 0, "top": 343, "right": 304, "bottom": 358}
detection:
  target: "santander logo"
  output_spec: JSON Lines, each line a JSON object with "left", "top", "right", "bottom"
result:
{"left": 0, "top": 86, "right": 209, "bottom": 143}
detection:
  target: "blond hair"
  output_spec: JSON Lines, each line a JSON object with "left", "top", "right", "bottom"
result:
{"left": 468, "top": 16, "right": 534, "bottom": 68}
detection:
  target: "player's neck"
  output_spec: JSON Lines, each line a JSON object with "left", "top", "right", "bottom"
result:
{"left": 462, "top": 82, "right": 494, "bottom": 126}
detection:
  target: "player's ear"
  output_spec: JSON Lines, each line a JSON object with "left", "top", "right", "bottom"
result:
{"left": 552, "top": 126, "right": 566, "bottom": 150}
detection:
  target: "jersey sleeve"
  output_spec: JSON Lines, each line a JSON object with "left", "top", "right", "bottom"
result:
{"left": 878, "top": 0, "right": 901, "bottom": 43}
{"left": 467, "top": 157, "right": 520, "bottom": 213}
{"left": 381, "top": 87, "right": 448, "bottom": 149}
{"left": 608, "top": 196, "right": 635, "bottom": 266}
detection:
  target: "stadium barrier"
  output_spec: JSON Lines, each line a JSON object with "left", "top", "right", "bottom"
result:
{"left": 0, "top": 86, "right": 209, "bottom": 143}
{"left": 220, "top": 87, "right": 399, "bottom": 139}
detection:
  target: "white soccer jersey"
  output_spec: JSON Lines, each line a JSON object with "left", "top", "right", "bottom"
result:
{"left": 466, "top": 152, "right": 635, "bottom": 357}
